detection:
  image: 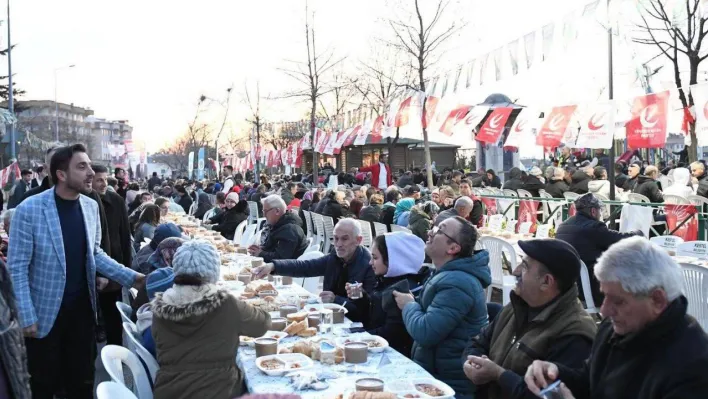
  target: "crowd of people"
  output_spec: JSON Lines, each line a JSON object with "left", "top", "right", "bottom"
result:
{"left": 0, "top": 145, "right": 707, "bottom": 399}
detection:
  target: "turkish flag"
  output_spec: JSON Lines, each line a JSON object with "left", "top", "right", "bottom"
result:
{"left": 536, "top": 105, "right": 577, "bottom": 148}
{"left": 440, "top": 105, "right": 473, "bottom": 136}
{"left": 423, "top": 96, "right": 439, "bottom": 128}
{"left": 476, "top": 107, "right": 513, "bottom": 144}
{"left": 626, "top": 91, "right": 670, "bottom": 149}
{"left": 370, "top": 116, "right": 384, "bottom": 143}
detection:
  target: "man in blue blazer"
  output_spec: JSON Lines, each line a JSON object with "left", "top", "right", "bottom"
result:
{"left": 8, "top": 144, "right": 145, "bottom": 399}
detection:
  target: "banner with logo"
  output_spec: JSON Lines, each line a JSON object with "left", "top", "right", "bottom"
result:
{"left": 536, "top": 105, "right": 577, "bottom": 148}
{"left": 354, "top": 121, "right": 371, "bottom": 145}
{"left": 423, "top": 96, "right": 440, "bottom": 129}
{"left": 476, "top": 107, "right": 513, "bottom": 144}
{"left": 691, "top": 83, "right": 708, "bottom": 146}
{"left": 197, "top": 147, "right": 205, "bottom": 180}
{"left": 517, "top": 200, "right": 539, "bottom": 233}
{"left": 481, "top": 197, "right": 498, "bottom": 216}
{"left": 665, "top": 204, "right": 699, "bottom": 241}
{"left": 187, "top": 151, "right": 194, "bottom": 179}
{"left": 504, "top": 108, "right": 538, "bottom": 150}
{"left": 626, "top": 91, "right": 670, "bottom": 149}
{"left": 342, "top": 125, "right": 360, "bottom": 148}
{"left": 575, "top": 101, "right": 615, "bottom": 149}
{"left": 370, "top": 116, "right": 384, "bottom": 143}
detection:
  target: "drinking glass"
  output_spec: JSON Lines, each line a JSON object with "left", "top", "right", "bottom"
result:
{"left": 319, "top": 309, "right": 333, "bottom": 334}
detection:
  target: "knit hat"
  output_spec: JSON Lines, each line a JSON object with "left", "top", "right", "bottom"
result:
{"left": 226, "top": 192, "right": 240, "bottom": 203}
{"left": 150, "top": 223, "right": 183, "bottom": 250}
{"left": 171, "top": 239, "right": 221, "bottom": 284}
{"left": 529, "top": 166, "right": 543, "bottom": 177}
{"left": 384, "top": 232, "right": 425, "bottom": 278}
{"left": 147, "top": 237, "right": 186, "bottom": 270}
{"left": 518, "top": 239, "right": 581, "bottom": 293}
{"left": 574, "top": 193, "right": 602, "bottom": 211}
{"left": 146, "top": 267, "right": 175, "bottom": 300}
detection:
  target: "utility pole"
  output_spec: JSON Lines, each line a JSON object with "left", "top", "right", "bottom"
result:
{"left": 7, "top": 0, "right": 14, "bottom": 159}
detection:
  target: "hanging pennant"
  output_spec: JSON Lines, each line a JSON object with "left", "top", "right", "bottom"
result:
{"left": 493, "top": 47, "right": 503, "bottom": 81}
{"left": 370, "top": 116, "right": 384, "bottom": 144}
{"left": 508, "top": 40, "right": 520, "bottom": 76}
{"left": 440, "top": 72, "right": 450, "bottom": 97}
{"left": 626, "top": 91, "right": 670, "bottom": 149}
{"left": 466, "top": 60, "right": 476, "bottom": 88}
{"left": 323, "top": 131, "right": 339, "bottom": 155}
{"left": 476, "top": 107, "right": 513, "bottom": 144}
{"left": 504, "top": 108, "right": 538, "bottom": 151}
{"left": 458, "top": 105, "right": 490, "bottom": 136}
{"left": 542, "top": 23, "right": 554, "bottom": 61}
{"left": 524, "top": 31, "right": 536, "bottom": 69}
{"left": 575, "top": 101, "right": 616, "bottom": 149}
{"left": 333, "top": 129, "right": 351, "bottom": 154}
{"left": 439, "top": 105, "right": 473, "bottom": 136}
{"left": 691, "top": 83, "right": 708, "bottom": 146}
{"left": 453, "top": 67, "right": 462, "bottom": 93}
{"left": 355, "top": 121, "right": 371, "bottom": 145}
{"left": 342, "top": 126, "right": 360, "bottom": 148}
{"left": 536, "top": 105, "right": 577, "bottom": 148}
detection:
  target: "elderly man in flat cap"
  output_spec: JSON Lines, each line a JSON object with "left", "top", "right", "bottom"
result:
{"left": 555, "top": 193, "right": 641, "bottom": 306}
{"left": 461, "top": 239, "right": 597, "bottom": 399}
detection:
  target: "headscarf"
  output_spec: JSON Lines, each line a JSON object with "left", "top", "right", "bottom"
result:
{"left": 147, "top": 237, "right": 186, "bottom": 270}
{"left": 393, "top": 198, "right": 415, "bottom": 222}
{"left": 195, "top": 193, "right": 212, "bottom": 216}
{"left": 303, "top": 190, "right": 314, "bottom": 202}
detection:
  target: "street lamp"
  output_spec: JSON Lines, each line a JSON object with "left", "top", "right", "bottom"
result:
{"left": 54, "top": 64, "right": 75, "bottom": 142}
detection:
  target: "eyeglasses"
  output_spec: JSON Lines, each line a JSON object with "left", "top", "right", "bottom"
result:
{"left": 263, "top": 207, "right": 279, "bottom": 215}
{"left": 429, "top": 226, "right": 459, "bottom": 245}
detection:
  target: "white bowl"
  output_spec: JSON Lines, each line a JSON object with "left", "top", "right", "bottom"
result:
{"left": 336, "top": 334, "right": 389, "bottom": 353}
{"left": 405, "top": 378, "right": 455, "bottom": 399}
{"left": 261, "top": 330, "right": 289, "bottom": 341}
{"left": 255, "top": 353, "right": 313, "bottom": 376}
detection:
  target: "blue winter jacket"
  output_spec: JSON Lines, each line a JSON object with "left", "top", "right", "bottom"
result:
{"left": 402, "top": 250, "right": 492, "bottom": 399}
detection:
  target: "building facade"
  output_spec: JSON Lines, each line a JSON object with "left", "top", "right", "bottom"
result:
{"left": 85, "top": 116, "right": 133, "bottom": 164}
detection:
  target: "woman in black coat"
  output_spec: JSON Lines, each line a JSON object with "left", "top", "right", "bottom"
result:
{"left": 347, "top": 233, "right": 429, "bottom": 358}
{"left": 193, "top": 193, "right": 212, "bottom": 220}
{"left": 208, "top": 194, "right": 249, "bottom": 240}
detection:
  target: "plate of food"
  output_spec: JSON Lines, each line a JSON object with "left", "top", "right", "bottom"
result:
{"left": 336, "top": 335, "right": 389, "bottom": 353}
{"left": 240, "top": 336, "right": 255, "bottom": 347}
{"left": 391, "top": 379, "right": 454, "bottom": 399}
{"left": 255, "top": 353, "right": 313, "bottom": 376}
{"left": 261, "top": 330, "right": 289, "bottom": 341}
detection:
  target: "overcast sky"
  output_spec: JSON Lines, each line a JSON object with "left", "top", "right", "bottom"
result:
{"left": 8, "top": 0, "right": 623, "bottom": 152}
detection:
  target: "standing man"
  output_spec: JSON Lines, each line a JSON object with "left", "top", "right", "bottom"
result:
{"left": 31, "top": 166, "right": 47, "bottom": 188}
{"left": 114, "top": 167, "right": 128, "bottom": 199}
{"left": 222, "top": 165, "right": 235, "bottom": 194}
{"left": 92, "top": 164, "right": 133, "bottom": 346}
{"left": 147, "top": 171, "right": 162, "bottom": 193}
{"left": 359, "top": 154, "right": 392, "bottom": 190}
{"left": 8, "top": 144, "right": 144, "bottom": 398}
{"left": 8, "top": 170, "right": 33, "bottom": 209}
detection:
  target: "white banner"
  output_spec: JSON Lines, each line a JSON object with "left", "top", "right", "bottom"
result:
{"left": 354, "top": 120, "right": 372, "bottom": 145}
{"left": 691, "top": 83, "right": 708, "bottom": 146}
{"left": 187, "top": 151, "right": 194, "bottom": 179}
{"left": 323, "top": 130, "right": 339, "bottom": 155}
{"left": 504, "top": 108, "right": 539, "bottom": 149}
{"left": 575, "top": 101, "right": 616, "bottom": 149}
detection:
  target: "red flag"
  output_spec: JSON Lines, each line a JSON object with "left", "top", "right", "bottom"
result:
{"left": 476, "top": 107, "right": 513, "bottom": 144}
{"left": 342, "top": 125, "right": 360, "bottom": 147}
{"left": 440, "top": 105, "right": 472, "bottom": 136}
{"left": 665, "top": 204, "right": 699, "bottom": 241}
{"left": 626, "top": 91, "right": 670, "bottom": 149}
{"left": 370, "top": 116, "right": 384, "bottom": 143}
{"left": 517, "top": 200, "right": 539, "bottom": 233}
{"left": 423, "top": 96, "right": 439, "bottom": 129}
{"left": 395, "top": 95, "right": 413, "bottom": 127}
{"left": 536, "top": 105, "right": 577, "bottom": 148}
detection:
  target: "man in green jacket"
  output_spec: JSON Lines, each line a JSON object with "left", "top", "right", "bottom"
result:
{"left": 461, "top": 239, "right": 596, "bottom": 399}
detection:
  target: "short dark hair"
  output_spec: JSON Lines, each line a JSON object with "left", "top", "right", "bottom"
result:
{"left": 372, "top": 235, "right": 389, "bottom": 266}
{"left": 614, "top": 163, "right": 625, "bottom": 173}
{"left": 50, "top": 144, "right": 87, "bottom": 183}
{"left": 450, "top": 216, "right": 478, "bottom": 258}
{"left": 46, "top": 147, "right": 57, "bottom": 155}
{"left": 459, "top": 179, "right": 472, "bottom": 187}
{"left": 92, "top": 164, "right": 109, "bottom": 174}
{"left": 107, "top": 177, "right": 118, "bottom": 187}
{"left": 154, "top": 197, "right": 169, "bottom": 208}
{"left": 593, "top": 166, "right": 606, "bottom": 180}
{"left": 215, "top": 191, "right": 226, "bottom": 204}
{"left": 175, "top": 185, "right": 187, "bottom": 194}
{"left": 224, "top": 165, "right": 233, "bottom": 172}
{"left": 140, "top": 192, "right": 152, "bottom": 199}
{"left": 35, "top": 166, "right": 44, "bottom": 174}
{"left": 114, "top": 167, "right": 124, "bottom": 175}
{"left": 20, "top": 169, "right": 32, "bottom": 176}
{"left": 385, "top": 189, "right": 400, "bottom": 203}
{"left": 287, "top": 182, "right": 297, "bottom": 190}
{"left": 152, "top": 172, "right": 158, "bottom": 177}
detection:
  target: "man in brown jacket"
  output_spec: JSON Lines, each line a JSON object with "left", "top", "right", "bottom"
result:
{"left": 461, "top": 239, "right": 596, "bottom": 399}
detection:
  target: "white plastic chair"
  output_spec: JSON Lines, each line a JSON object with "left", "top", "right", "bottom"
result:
{"left": 303, "top": 211, "right": 315, "bottom": 239}
{"left": 358, "top": 220, "right": 373, "bottom": 248}
{"left": 627, "top": 193, "right": 651, "bottom": 203}
{"left": 96, "top": 381, "right": 138, "bottom": 399}
{"left": 321, "top": 215, "right": 335, "bottom": 255}
{"left": 516, "top": 189, "right": 533, "bottom": 198}
{"left": 663, "top": 194, "right": 690, "bottom": 205}
{"left": 101, "top": 345, "right": 153, "bottom": 399}
{"left": 239, "top": 223, "right": 258, "bottom": 247}
{"left": 650, "top": 235, "right": 684, "bottom": 252}
{"left": 390, "top": 225, "right": 411, "bottom": 233}
{"left": 503, "top": 189, "right": 518, "bottom": 198}
{"left": 688, "top": 195, "right": 708, "bottom": 209}
{"left": 680, "top": 263, "right": 708, "bottom": 331}
{"left": 372, "top": 222, "right": 388, "bottom": 237}
{"left": 479, "top": 236, "right": 518, "bottom": 304}
{"left": 202, "top": 208, "right": 216, "bottom": 223}
{"left": 677, "top": 241, "right": 708, "bottom": 259}
{"left": 563, "top": 192, "right": 580, "bottom": 201}
{"left": 232, "top": 220, "right": 248, "bottom": 244}
{"left": 296, "top": 251, "right": 325, "bottom": 294}
{"left": 116, "top": 302, "right": 134, "bottom": 326}
{"left": 579, "top": 261, "right": 598, "bottom": 314}
{"left": 122, "top": 322, "right": 159, "bottom": 384}
{"left": 247, "top": 201, "right": 259, "bottom": 224}
{"left": 121, "top": 286, "right": 136, "bottom": 305}
{"left": 188, "top": 201, "right": 197, "bottom": 216}
{"left": 312, "top": 213, "right": 326, "bottom": 252}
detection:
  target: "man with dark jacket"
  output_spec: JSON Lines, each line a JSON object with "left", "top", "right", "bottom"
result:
{"left": 631, "top": 166, "right": 663, "bottom": 203}
{"left": 569, "top": 167, "right": 592, "bottom": 194}
{"left": 253, "top": 218, "right": 376, "bottom": 322}
{"left": 613, "top": 162, "right": 628, "bottom": 189}
{"left": 462, "top": 239, "right": 596, "bottom": 399}
{"left": 503, "top": 167, "right": 524, "bottom": 191}
{"left": 545, "top": 167, "right": 569, "bottom": 198}
{"left": 147, "top": 172, "right": 162, "bottom": 192}
{"left": 174, "top": 185, "right": 193, "bottom": 213}
{"left": 526, "top": 237, "right": 708, "bottom": 399}
{"left": 523, "top": 168, "right": 545, "bottom": 197}
{"left": 247, "top": 195, "right": 307, "bottom": 262}
{"left": 691, "top": 161, "right": 708, "bottom": 198}
{"left": 281, "top": 182, "right": 297, "bottom": 206}
{"left": 556, "top": 194, "right": 640, "bottom": 307}
{"left": 92, "top": 165, "right": 133, "bottom": 346}
{"left": 622, "top": 161, "right": 641, "bottom": 191}
{"left": 8, "top": 169, "right": 33, "bottom": 209}
{"left": 397, "top": 171, "right": 415, "bottom": 188}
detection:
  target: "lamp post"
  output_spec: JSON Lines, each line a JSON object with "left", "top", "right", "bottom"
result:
{"left": 54, "top": 64, "right": 75, "bottom": 142}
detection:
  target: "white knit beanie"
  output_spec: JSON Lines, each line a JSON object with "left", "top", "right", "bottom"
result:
{"left": 226, "top": 192, "right": 240, "bottom": 203}
{"left": 172, "top": 240, "right": 221, "bottom": 284}
{"left": 384, "top": 232, "right": 425, "bottom": 278}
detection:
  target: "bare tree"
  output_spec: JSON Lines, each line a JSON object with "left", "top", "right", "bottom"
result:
{"left": 634, "top": 0, "right": 708, "bottom": 162}
{"left": 318, "top": 68, "right": 357, "bottom": 121}
{"left": 152, "top": 136, "right": 190, "bottom": 174}
{"left": 279, "top": 1, "right": 345, "bottom": 177}
{"left": 386, "top": 0, "right": 465, "bottom": 187}
{"left": 204, "top": 87, "right": 234, "bottom": 176}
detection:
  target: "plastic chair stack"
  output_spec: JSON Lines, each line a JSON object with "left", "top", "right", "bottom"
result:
{"left": 101, "top": 345, "right": 153, "bottom": 399}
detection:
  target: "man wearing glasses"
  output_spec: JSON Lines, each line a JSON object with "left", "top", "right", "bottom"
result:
{"left": 461, "top": 239, "right": 596, "bottom": 399}
{"left": 691, "top": 161, "right": 708, "bottom": 199}
{"left": 392, "top": 216, "right": 491, "bottom": 398}
{"left": 247, "top": 195, "right": 307, "bottom": 262}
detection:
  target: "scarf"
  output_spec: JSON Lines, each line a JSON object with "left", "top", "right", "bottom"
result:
{"left": 393, "top": 198, "right": 415, "bottom": 222}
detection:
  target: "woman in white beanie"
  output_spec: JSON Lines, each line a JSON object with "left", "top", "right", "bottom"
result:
{"left": 151, "top": 240, "right": 271, "bottom": 399}
{"left": 346, "top": 232, "right": 430, "bottom": 358}
{"left": 206, "top": 192, "right": 249, "bottom": 240}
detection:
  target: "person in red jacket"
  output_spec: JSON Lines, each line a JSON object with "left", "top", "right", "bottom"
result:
{"left": 359, "top": 154, "right": 392, "bottom": 190}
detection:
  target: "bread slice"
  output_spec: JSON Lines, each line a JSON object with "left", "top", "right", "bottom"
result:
{"left": 286, "top": 311, "right": 308, "bottom": 323}
{"left": 284, "top": 320, "right": 307, "bottom": 335}
{"left": 297, "top": 327, "right": 317, "bottom": 338}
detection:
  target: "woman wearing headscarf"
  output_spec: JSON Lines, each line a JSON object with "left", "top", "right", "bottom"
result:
{"left": 346, "top": 232, "right": 429, "bottom": 358}
{"left": 663, "top": 167, "right": 694, "bottom": 198}
{"left": 151, "top": 240, "right": 271, "bottom": 399}
{"left": 408, "top": 201, "right": 439, "bottom": 242}
{"left": 193, "top": 193, "right": 212, "bottom": 220}
{"left": 359, "top": 194, "right": 384, "bottom": 222}
{"left": 133, "top": 204, "right": 161, "bottom": 252}
{"left": 394, "top": 197, "right": 415, "bottom": 226}
{"left": 208, "top": 193, "right": 249, "bottom": 240}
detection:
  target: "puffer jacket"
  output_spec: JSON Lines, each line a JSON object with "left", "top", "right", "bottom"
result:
{"left": 545, "top": 179, "right": 569, "bottom": 198}
{"left": 321, "top": 198, "right": 345, "bottom": 222}
{"left": 522, "top": 175, "right": 545, "bottom": 197}
{"left": 0, "top": 261, "right": 30, "bottom": 399}
{"left": 259, "top": 212, "right": 308, "bottom": 262}
{"left": 664, "top": 168, "right": 694, "bottom": 198}
{"left": 151, "top": 285, "right": 270, "bottom": 399}
{"left": 403, "top": 251, "right": 492, "bottom": 398}
{"left": 569, "top": 171, "right": 591, "bottom": 194}
{"left": 359, "top": 205, "right": 383, "bottom": 223}
{"left": 211, "top": 201, "right": 249, "bottom": 241}
{"left": 408, "top": 207, "right": 433, "bottom": 241}
{"left": 502, "top": 168, "right": 524, "bottom": 191}
{"left": 632, "top": 175, "right": 663, "bottom": 203}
